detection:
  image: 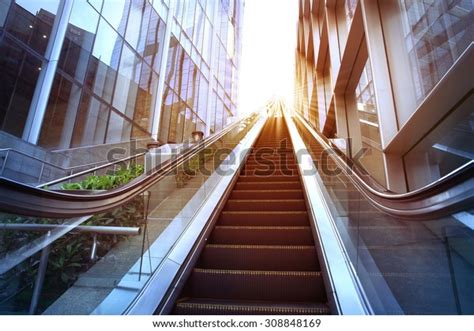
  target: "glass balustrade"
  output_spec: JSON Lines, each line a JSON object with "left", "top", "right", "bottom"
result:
{"left": 294, "top": 115, "right": 474, "bottom": 314}
{"left": 0, "top": 113, "right": 260, "bottom": 314}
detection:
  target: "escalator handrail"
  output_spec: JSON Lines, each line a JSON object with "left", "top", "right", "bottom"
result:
{"left": 36, "top": 151, "right": 148, "bottom": 189}
{"left": 0, "top": 112, "right": 259, "bottom": 218}
{"left": 0, "top": 139, "right": 150, "bottom": 177}
{"left": 294, "top": 112, "right": 474, "bottom": 218}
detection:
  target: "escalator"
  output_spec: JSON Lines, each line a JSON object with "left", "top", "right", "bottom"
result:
{"left": 172, "top": 114, "right": 330, "bottom": 315}
{"left": 289, "top": 108, "right": 474, "bottom": 314}
{"left": 0, "top": 105, "right": 473, "bottom": 315}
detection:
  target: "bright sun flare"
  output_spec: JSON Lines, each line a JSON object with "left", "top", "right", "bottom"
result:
{"left": 238, "top": 0, "right": 298, "bottom": 115}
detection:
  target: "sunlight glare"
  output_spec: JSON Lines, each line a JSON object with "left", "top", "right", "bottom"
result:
{"left": 238, "top": 0, "right": 298, "bottom": 115}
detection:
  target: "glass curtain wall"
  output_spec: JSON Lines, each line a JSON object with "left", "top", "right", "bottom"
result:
{"left": 159, "top": 37, "right": 207, "bottom": 143}
{"left": 38, "top": 0, "right": 166, "bottom": 149}
{"left": 159, "top": 0, "right": 241, "bottom": 143}
{"left": 0, "top": 0, "right": 243, "bottom": 149}
{"left": 0, "top": 0, "right": 61, "bottom": 138}
{"left": 353, "top": 57, "right": 386, "bottom": 185}
{"left": 399, "top": 0, "right": 473, "bottom": 104}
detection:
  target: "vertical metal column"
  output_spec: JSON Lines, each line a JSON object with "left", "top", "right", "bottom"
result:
{"left": 151, "top": 2, "right": 176, "bottom": 142}
{"left": 360, "top": 0, "right": 406, "bottom": 193}
{"left": 22, "top": 0, "right": 74, "bottom": 145}
{"left": 28, "top": 231, "right": 52, "bottom": 315}
{"left": 138, "top": 191, "right": 152, "bottom": 281}
{"left": 204, "top": 0, "right": 220, "bottom": 137}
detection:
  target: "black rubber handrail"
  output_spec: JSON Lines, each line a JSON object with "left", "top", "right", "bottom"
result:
{"left": 0, "top": 113, "right": 259, "bottom": 218}
{"left": 293, "top": 112, "right": 474, "bottom": 219}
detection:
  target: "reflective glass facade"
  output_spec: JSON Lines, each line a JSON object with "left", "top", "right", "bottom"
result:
{"left": 399, "top": 0, "right": 473, "bottom": 103}
{"left": 0, "top": 0, "right": 244, "bottom": 150}
{"left": 353, "top": 57, "right": 385, "bottom": 185}
{"left": 0, "top": 0, "right": 61, "bottom": 137}
{"left": 296, "top": 0, "right": 473, "bottom": 190}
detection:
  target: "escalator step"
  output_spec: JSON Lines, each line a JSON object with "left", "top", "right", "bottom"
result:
{"left": 249, "top": 157, "right": 294, "bottom": 161}
{"left": 224, "top": 199, "right": 306, "bottom": 211}
{"left": 218, "top": 211, "right": 309, "bottom": 226}
{"left": 230, "top": 189, "right": 304, "bottom": 200}
{"left": 246, "top": 158, "right": 296, "bottom": 167}
{"left": 199, "top": 244, "right": 319, "bottom": 271}
{"left": 172, "top": 116, "right": 330, "bottom": 315}
{"left": 234, "top": 181, "right": 302, "bottom": 190}
{"left": 245, "top": 157, "right": 296, "bottom": 163}
{"left": 244, "top": 163, "right": 298, "bottom": 169}
{"left": 238, "top": 175, "right": 300, "bottom": 182}
{"left": 241, "top": 169, "right": 298, "bottom": 176}
{"left": 189, "top": 269, "right": 326, "bottom": 302}
{"left": 210, "top": 226, "right": 314, "bottom": 245}
{"left": 174, "top": 298, "right": 330, "bottom": 315}
{"left": 250, "top": 151, "right": 294, "bottom": 154}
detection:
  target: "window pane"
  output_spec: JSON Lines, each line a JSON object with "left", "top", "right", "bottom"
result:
{"left": 106, "top": 111, "right": 131, "bottom": 143}
{"left": 125, "top": 0, "right": 148, "bottom": 51}
{"left": 0, "top": 0, "right": 11, "bottom": 28}
{"left": 352, "top": 58, "right": 385, "bottom": 186}
{"left": 202, "top": 18, "right": 212, "bottom": 63}
{"left": 183, "top": 108, "right": 196, "bottom": 141}
{"left": 6, "top": 0, "right": 61, "bottom": 56}
{"left": 101, "top": 0, "right": 130, "bottom": 35}
{"left": 86, "top": 19, "right": 122, "bottom": 103}
{"left": 91, "top": 18, "right": 122, "bottom": 69}
{"left": 133, "top": 64, "right": 157, "bottom": 132}
{"left": 168, "top": 99, "right": 185, "bottom": 143}
{"left": 71, "top": 94, "right": 109, "bottom": 147}
{"left": 197, "top": 77, "right": 208, "bottom": 121}
{"left": 59, "top": 0, "right": 99, "bottom": 82}
{"left": 214, "top": 96, "right": 224, "bottom": 132}
{"left": 0, "top": 37, "right": 42, "bottom": 137}
{"left": 404, "top": 108, "right": 474, "bottom": 190}
{"left": 39, "top": 74, "right": 82, "bottom": 149}
{"left": 182, "top": 0, "right": 196, "bottom": 37}
{"left": 145, "top": 10, "right": 165, "bottom": 71}
{"left": 87, "top": 0, "right": 103, "bottom": 12}
{"left": 399, "top": 0, "right": 473, "bottom": 103}
{"left": 113, "top": 44, "right": 142, "bottom": 118}
{"left": 209, "top": 91, "right": 216, "bottom": 133}
{"left": 158, "top": 89, "right": 174, "bottom": 143}
{"left": 193, "top": 3, "right": 205, "bottom": 51}
{"left": 344, "top": 0, "right": 357, "bottom": 28}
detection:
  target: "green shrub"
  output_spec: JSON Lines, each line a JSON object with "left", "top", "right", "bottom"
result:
{"left": 61, "top": 165, "right": 144, "bottom": 190}
{"left": 0, "top": 164, "right": 146, "bottom": 313}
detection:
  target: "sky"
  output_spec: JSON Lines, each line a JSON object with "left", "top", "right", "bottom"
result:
{"left": 238, "top": 0, "right": 298, "bottom": 114}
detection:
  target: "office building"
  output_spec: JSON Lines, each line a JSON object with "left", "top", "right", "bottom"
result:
{"left": 0, "top": 0, "right": 243, "bottom": 155}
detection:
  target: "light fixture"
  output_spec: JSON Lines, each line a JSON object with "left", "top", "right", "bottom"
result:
{"left": 192, "top": 131, "right": 204, "bottom": 143}
{"left": 28, "top": 25, "right": 33, "bottom": 29}
{"left": 42, "top": 34, "right": 47, "bottom": 39}
{"left": 146, "top": 141, "right": 160, "bottom": 150}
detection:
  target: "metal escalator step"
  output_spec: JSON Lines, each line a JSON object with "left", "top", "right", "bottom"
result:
{"left": 238, "top": 175, "right": 300, "bottom": 182}
{"left": 210, "top": 226, "right": 314, "bottom": 245}
{"left": 199, "top": 244, "right": 319, "bottom": 271}
{"left": 243, "top": 161, "right": 297, "bottom": 169}
{"left": 224, "top": 199, "right": 306, "bottom": 211}
{"left": 173, "top": 298, "right": 330, "bottom": 315}
{"left": 241, "top": 169, "right": 298, "bottom": 176}
{"left": 189, "top": 269, "right": 326, "bottom": 302}
{"left": 244, "top": 163, "right": 298, "bottom": 169}
{"left": 234, "top": 181, "right": 302, "bottom": 190}
{"left": 230, "top": 189, "right": 304, "bottom": 200}
{"left": 219, "top": 211, "right": 309, "bottom": 226}
{"left": 240, "top": 171, "right": 298, "bottom": 180}
{"left": 171, "top": 115, "right": 330, "bottom": 315}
